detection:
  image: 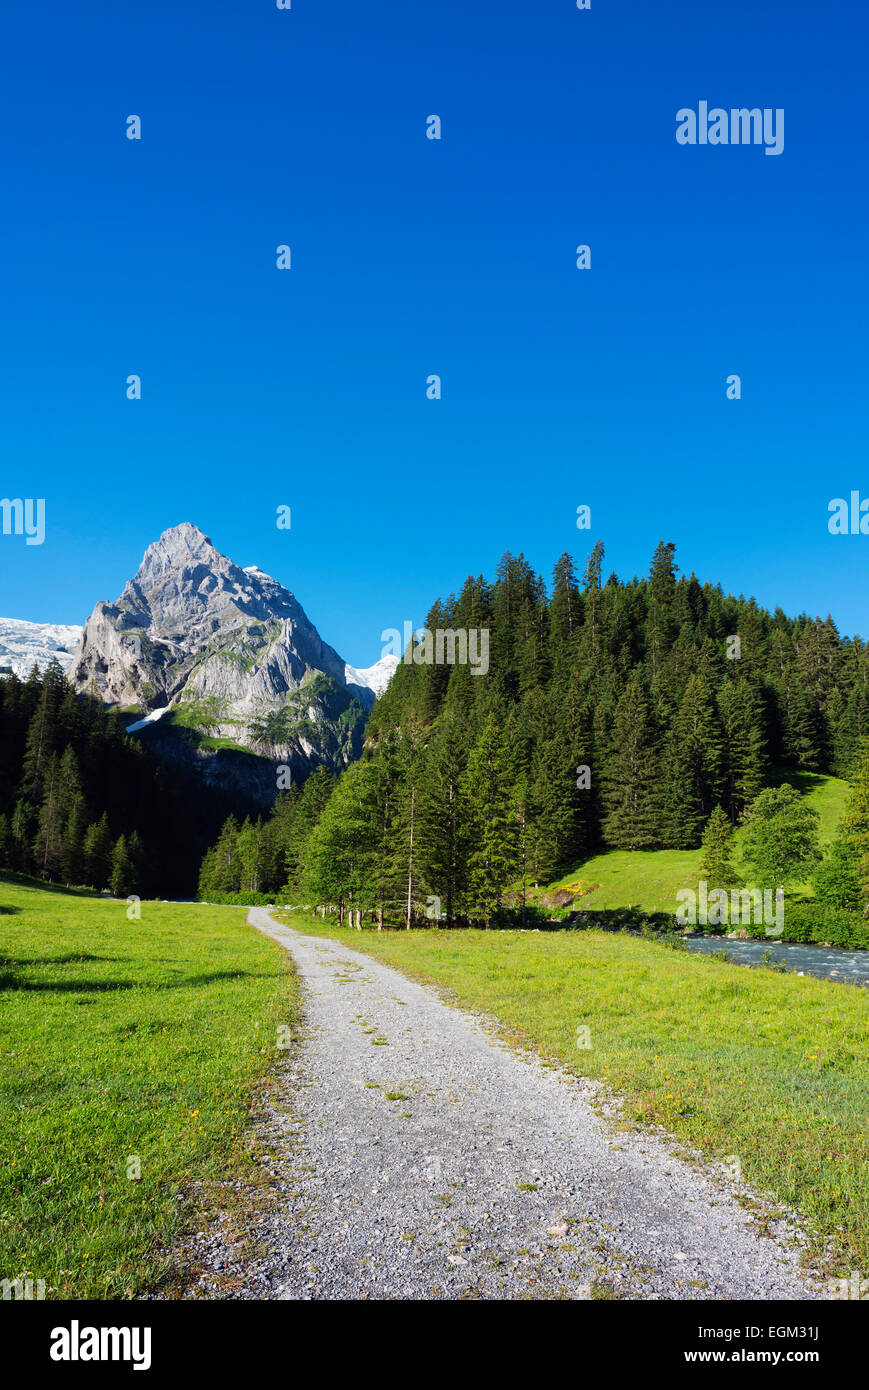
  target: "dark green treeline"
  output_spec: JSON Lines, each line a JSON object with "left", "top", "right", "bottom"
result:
{"left": 0, "top": 659, "right": 238, "bottom": 897}
{"left": 198, "top": 541, "right": 869, "bottom": 924}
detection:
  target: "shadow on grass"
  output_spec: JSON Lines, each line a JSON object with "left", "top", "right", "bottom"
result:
{"left": 0, "top": 967, "right": 273, "bottom": 993}
{"left": 0, "top": 871, "right": 102, "bottom": 898}
{"left": 1, "top": 978, "right": 136, "bottom": 993}
{"left": 768, "top": 768, "right": 827, "bottom": 795}
{"left": 1, "top": 953, "right": 122, "bottom": 966}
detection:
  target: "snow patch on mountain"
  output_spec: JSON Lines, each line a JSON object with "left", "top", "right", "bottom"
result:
{"left": 344, "top": 654, "right": 400, "bottom": 699}
{"left": 125, "top": 705, "right": 173, "bottom": 735}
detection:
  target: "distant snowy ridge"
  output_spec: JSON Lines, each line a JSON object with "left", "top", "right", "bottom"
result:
{"left": 344, "top": 654, "right": 400, "bottom": 699}
{"left": 0, "top": 617, "right": 83, "bottom": 677}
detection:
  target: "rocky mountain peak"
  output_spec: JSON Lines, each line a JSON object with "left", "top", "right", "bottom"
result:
{"left": 69, "top": 524, "right": 394, "bottom": 802}
{"left": 135, "top": 522, "right": 221, "bottom": 579}
{"left": 116, "top": 522, "right": 303, "bottom": 641}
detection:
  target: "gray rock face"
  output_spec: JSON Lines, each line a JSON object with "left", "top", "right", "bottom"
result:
{"left": 70, "top": 523, "right": 383, "bottom": 791}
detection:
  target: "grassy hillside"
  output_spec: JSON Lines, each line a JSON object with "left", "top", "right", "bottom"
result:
{"left": 770, "top": 768, "right": 850, "bottom": 846}
{"left": 283, "top": 912, "right": 869, "bottom": 1273}
{"left": 0, "top": 878, "right": 297, "bottom": 1298}
{"left": 545, "top": 769, "right": 851, "bottom": 913}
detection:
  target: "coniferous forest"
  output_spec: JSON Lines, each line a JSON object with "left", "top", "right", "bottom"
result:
{"left": 0, "top": 658, "right": 241, "bottom": 898}
{"left": 196, "top": 542, "right": 869, "bottom": 923}
{"left": 5, "top": 544, "right": 869, "bottom": 912}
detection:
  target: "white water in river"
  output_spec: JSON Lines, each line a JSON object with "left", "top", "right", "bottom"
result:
{"left": 683, "top": 935, "right": 869, "bottom": 986}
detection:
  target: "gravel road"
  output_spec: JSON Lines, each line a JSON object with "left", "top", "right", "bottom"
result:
{"left": 176, "top": 909, "right": 823, "bottom": 1301}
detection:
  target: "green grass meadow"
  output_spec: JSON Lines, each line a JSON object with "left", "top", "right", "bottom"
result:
{"left": 546, "top": 769, "right": 851, "bottom": 911}
{"left": 0, "top": 878, "right": 297, "bottom": 1298}
{"left": 281, "top": 911, "right": 869, "bottom": 1273}
{"left": 1, "top": 758, "right": 864, "bottom": 1306}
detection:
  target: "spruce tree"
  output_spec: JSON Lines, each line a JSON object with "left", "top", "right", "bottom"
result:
{"left": 601, "top": 675, "right": 661, "bottom": 850}
{"left": 9, "top": 798, "right": 35, "bottom": 873}
{"left": 34, "top": 754, "right": 65, "bottom": 879}
{"left": 206, "top": 815, "right": 241, "bottom": 893}
{"left": 779, "top": 674, "right": 821, "bottom": 770}
{"left": 461, "top": 714, "right": 518, "bottom": 924}
{"left": 83, "top": 812, "right": 113, "bottom": 889}
{"left": 62, "top": 797, "right": 87, "bottom": 885}
{"left": 661, "top": 675, "right": 724, "bottom": 847}
{"left": 549, "top": 552, "right": 580, "bottom": 649}
{"left": 718, "top": 681, "right": 766, "bottom": 822}
{"left": 19, "top": 658, "right": 66, "bottom": 803}
{"left": 235, "top": 819, "right": 265, "bottom": 894}
{"left": 57, "top": 747, "right": 87, "bottom": 884}
{"left": 393, "top": 717, "right": 426, "bottom": 928}
{"left": 126, "top": 829, "right": 145, "bottom": 895}
{"left": 304, "top": 763, "right": 376, "bottom": 924}
{"left": 578, "top": 540, "right": 605, "bottom": 669}
{"left": 646, "top": 541, "right": 679, "bottom": 690}
{"left": 109, "top": 834, "right": 134, "bottom": 897}
{"left": 528, "top": 736, "right": 586, "bottom": 883}
{"left": 416, "top": 712, "right": 470, "bottom": 925}
{"left": 699, "top": 806, "right": 742, "bottom": 890}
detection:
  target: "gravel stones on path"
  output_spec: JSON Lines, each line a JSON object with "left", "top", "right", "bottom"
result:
{"left": 172, "top": 910, "right": 822, "bottom": 1301}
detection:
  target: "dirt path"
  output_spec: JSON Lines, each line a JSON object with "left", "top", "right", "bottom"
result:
{"left": 178, "top": 910, "right": 821, "bottom": 1300}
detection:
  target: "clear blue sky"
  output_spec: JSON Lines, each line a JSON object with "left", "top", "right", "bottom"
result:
{"left": 1, "top": 0, "right": 866, "bottom": 666}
